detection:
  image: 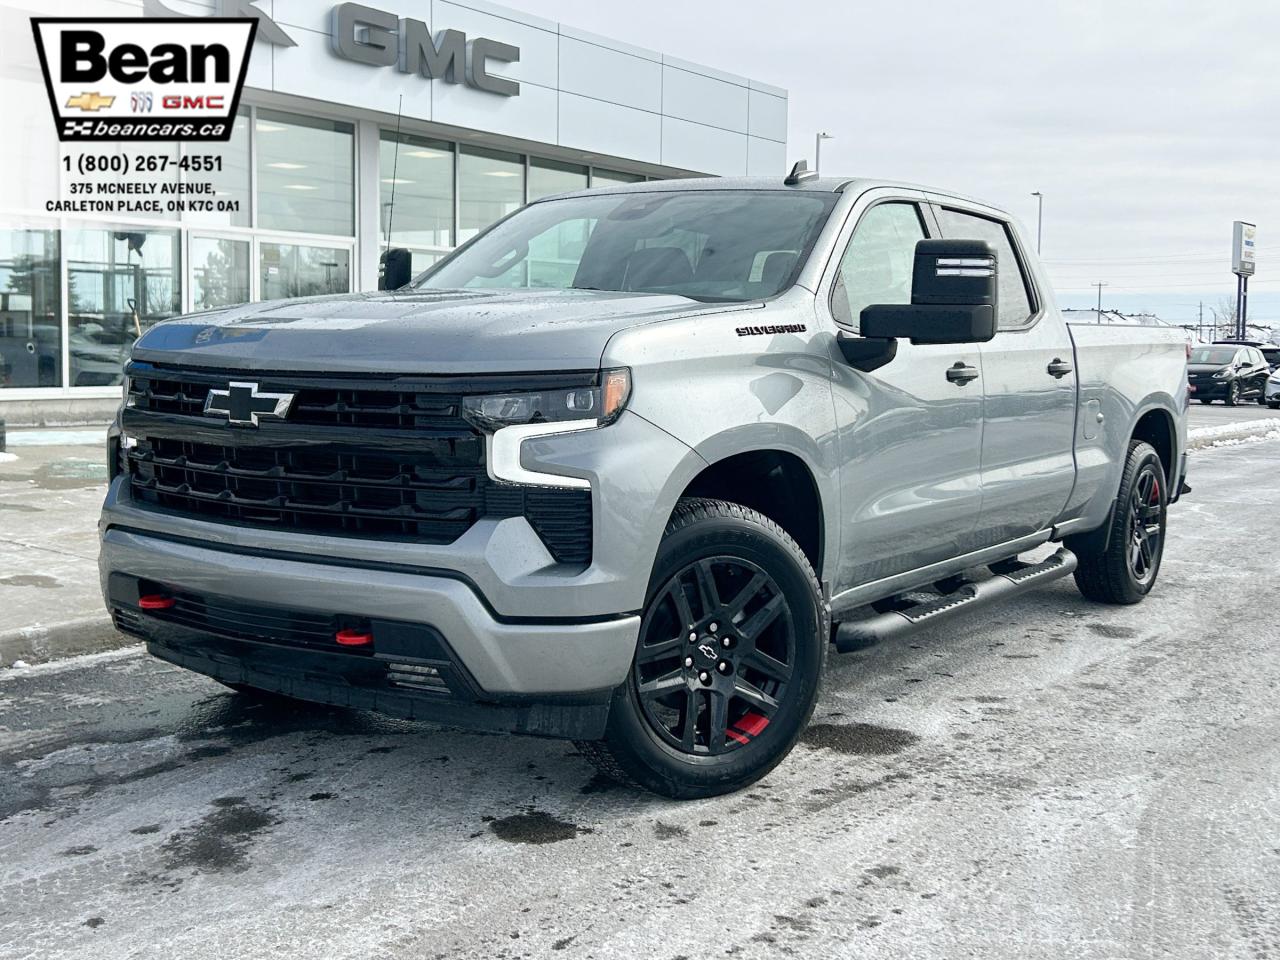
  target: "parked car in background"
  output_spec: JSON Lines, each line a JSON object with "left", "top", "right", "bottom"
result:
{"left": 1265, "top": 366, "right": 1280, "bottom": 409}
{"left": 1189, "top": 344, "right": 1271, "bottom": 405}
{"left": 1212, "top": 338, "right": 1280, "bottom": 373}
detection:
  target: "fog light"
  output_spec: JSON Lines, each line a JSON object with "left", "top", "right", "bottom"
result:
{"left": 138, "top": 594, "right": 175, "bottom": 611}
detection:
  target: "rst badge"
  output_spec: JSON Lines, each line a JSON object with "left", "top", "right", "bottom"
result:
{"left": 30, "top": 17, "right": 256, "bottom": 142}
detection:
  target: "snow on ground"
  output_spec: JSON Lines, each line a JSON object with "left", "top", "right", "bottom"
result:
{"left": 0, "top": 452, "right": 17, "bottom": 463}
{"left": 1187, "top": 416, "right": 1280, "bottom": 450}
{"left": 3, "top": 429, "right": 105, "bottom": 446}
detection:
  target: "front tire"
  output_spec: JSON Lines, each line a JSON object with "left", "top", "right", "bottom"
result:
{"left": 1225, "top": 381, "right": 1240, "bottom": 406}
{"left": 580, "top": 498, "right": 827, "bottom": 799}
{"left": 1073, "top": 441, "right": 1168, "bottom": 605}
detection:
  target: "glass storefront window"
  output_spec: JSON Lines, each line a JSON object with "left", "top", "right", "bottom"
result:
{"left": 260, "top": 242, "right": 350, "bottom": 300}
{"left": 591, "top": 168, "right": 645, "bottom": 188}
{"left": 66, "top": 228, "right": 181, "bottom": 387}
{"left": 459, "top": 147, "right": 523, "bottom": 243}
{"left": 191, "top": 237, "right": 250, "bottom": 311}
{"left": 185, "top": 111, "right": 250, "bottom": 228}
{"left": 380, "top": 131, "right": 454, "bottom": 250}
{"left": 529, "top": 158, "right": 587, "bottom": 201}
{"left": 256, "top": 109, "right": 355, "bottom": 237}
{"left": 0, "top": 229, "right": 61, "bottom": 388}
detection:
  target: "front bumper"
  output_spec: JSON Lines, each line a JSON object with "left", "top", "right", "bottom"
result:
{"left": 1265, "top": 380, "right": 1280, "bottom": 404}
{"left": 1188, "top": 379, "right": 1231, "bottom": 399}
{"left": 101, "top": 526, "right": 639, "bottom": 707}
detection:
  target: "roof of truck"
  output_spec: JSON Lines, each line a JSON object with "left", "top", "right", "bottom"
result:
{"left": 548, "top": 176, "right": 995, "bottom": 210}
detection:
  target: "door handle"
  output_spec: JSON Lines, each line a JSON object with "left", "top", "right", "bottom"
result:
{"left": 1047, "top": 358, "right": 1073, "bottom": 378}
{"left": 946, "top": 361, "right": 980, "bottom": 385}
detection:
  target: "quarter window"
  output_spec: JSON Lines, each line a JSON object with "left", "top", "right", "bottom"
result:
{"left": 936, "top": 207, "right": 1034, "bottom": 329}
{"left": 830, "top": 202, "right": 926, "bottom": 333}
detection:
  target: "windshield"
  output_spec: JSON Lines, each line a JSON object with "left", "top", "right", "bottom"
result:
{"left": 1190, "top": 347, "right": 1237, "bottom": 365}
{"left": 416, "top": 190, "right": 837, "bottom": 302}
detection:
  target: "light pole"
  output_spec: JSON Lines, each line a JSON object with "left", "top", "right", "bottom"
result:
{"left": 815, "top": 132, "right": 832, "bottom": 176}
{"left": 1093, "top": 281, "right": 1108, "bottom": 323}
{"left": 1031, "top": 191, "right": 1044, "bottom": 254}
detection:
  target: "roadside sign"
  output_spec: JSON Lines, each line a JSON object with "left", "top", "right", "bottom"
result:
{"left": 1233, "top": 221, "right": 1257, "bottom": 276}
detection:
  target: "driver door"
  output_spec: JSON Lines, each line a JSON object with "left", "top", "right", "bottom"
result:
{"left": 822, "top": 193, "right": 986, "bottom": 594}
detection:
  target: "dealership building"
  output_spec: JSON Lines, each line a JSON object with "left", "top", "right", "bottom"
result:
{"left": 0, "top": 0, "right": 789, "bottom": 424}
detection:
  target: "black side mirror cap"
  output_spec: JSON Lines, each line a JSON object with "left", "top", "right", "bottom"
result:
{"left": 379, "top": 248, "right": 413, "bottom": 290}
{"left": 860, "top": 239, "right": 999, "bottom": 345}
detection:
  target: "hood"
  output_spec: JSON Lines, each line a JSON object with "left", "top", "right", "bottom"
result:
{"left": 132, "top": 288, "right": 750, "bottom": 374}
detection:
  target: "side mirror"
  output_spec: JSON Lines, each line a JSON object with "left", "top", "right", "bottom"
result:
{"left": 860, "top": 239, "right": 998, "bottom": 344}
{"left": 379, "top": 248, "right": 413, "bottom": 290}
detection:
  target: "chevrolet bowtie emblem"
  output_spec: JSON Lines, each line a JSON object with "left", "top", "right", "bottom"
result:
{"left": 66, "top": 92, "right": 115, "bottom": 112}
{"left": 204, "top": 381, "right": 295, "bottom": 427}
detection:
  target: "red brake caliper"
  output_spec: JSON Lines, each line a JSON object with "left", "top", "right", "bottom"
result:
{"left": 727, "top": 711, "right": 770, "bottom": 746}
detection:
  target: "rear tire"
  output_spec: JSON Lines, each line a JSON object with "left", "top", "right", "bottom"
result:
{"left": 580, "top": 498, "right": 827, "bottom": 799}
{"left": 1073, "top": 441, "right": 1168, "bottom": 605}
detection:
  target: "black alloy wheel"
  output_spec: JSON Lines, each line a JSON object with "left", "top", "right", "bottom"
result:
{"left": 1127, "top": 463, "right": 1164, "bottom": 587}
{"left": 633, "top": 556, "right": 794, "bottom": 756}
{"left": 1073, "top": 440, "right": 1168, "bottom": 605}
{"left": 579, "top": 498, "right": 826, "bottom": 799}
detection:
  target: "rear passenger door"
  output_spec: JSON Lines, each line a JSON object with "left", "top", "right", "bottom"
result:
{"left": 930, "top": 200, "right": 1077, "bottom": 545}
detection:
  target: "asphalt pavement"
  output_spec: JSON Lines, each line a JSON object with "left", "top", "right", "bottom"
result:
{"left": 1187, "top": 398, "right": 1277, "bottom": 428}
{"left": 1, "top": 439, "right": 1278, "bottom": 959}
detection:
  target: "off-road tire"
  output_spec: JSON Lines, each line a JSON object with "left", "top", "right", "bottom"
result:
{"left": 578, "top": 498, "right": 828, "bottom": 799}
{"left": 1073, "top": 440, "right": 1167, "bottom": 605}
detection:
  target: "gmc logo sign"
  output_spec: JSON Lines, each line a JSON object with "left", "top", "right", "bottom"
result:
{"left": 30, "top": 17, "right": 255, "bottom": 142}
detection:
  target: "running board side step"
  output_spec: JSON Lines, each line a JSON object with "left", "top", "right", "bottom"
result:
{"left": 834, "top": 547, "right": 1078, "bottom": 653}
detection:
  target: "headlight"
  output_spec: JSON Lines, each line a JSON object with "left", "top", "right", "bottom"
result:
{"left": 1213, "top": 368, "right": 1230, "bottom": 379}
{"left": 462, "top": 368, "right": 631, "bottom": 432}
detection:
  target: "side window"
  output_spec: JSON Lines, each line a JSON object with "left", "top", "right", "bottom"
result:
{"left": 936, "top": 207, "right": 1035, "bottom": 329}
{"left": 830, "top": 202, "right": 926, "bottom": 333}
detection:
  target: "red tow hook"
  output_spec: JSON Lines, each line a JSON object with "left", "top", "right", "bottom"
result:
{"left": 138, "top": 594, "right": 176, "bottom": 611}
{"left": 335, "top": 629, "right": 374, "bottom": 648}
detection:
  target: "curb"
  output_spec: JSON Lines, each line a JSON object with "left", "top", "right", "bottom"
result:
{"left": 0, "top": 614, "right": 132, "bottom": 668}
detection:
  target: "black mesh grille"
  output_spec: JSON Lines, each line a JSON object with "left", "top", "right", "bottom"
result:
{"left": 123, "top": 365, "right": 593, "bottom": 564}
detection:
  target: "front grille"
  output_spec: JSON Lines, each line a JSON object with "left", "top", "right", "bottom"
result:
{"left": 123, "top": 364, "right": 594, "bottom": 565}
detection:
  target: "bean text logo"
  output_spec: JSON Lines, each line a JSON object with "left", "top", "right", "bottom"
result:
{"left": 30, "top": 18, "right": 256, "bottom": 141}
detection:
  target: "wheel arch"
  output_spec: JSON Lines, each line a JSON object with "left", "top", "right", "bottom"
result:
{"left": 674, "top": 445, "right": 828, "bottom": 581}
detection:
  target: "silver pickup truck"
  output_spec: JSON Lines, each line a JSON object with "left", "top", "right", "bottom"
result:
{"left": 101, "top": 171, "right": 1189, "bottom": 798}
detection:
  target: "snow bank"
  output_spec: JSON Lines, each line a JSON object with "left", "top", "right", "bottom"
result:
{"left": 1188, "top": 417, "right": 1280, "bottom": 451}
{"left": 0, "top": 452, "right": 17, "bottom": 463}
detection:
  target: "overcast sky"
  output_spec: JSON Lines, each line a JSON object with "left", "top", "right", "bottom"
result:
{"left": 518, "top": 0, "right": 1278, "bottom": 317}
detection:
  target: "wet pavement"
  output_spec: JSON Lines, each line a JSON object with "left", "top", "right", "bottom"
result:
{"left": 0, "top": 442, "right": 1278, "bottom": 959}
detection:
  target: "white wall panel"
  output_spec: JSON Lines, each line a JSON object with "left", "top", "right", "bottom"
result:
{"left": 661, "top": 117, "right": 747, "bottom": 176}
{"left": 271, "top": 27, "right": 434, "bottom": 122}
{"left": 748, "top": 88, "right": 787, "bottom": 143}
{"left": 559, "top": 93, "right": 661, "bottom": 166}
{"left": 661, "top": 65, "right": 749, "bottom": 135}
{"left": 558, "top": 36, "right": 661, "bottom": 114}
{"left": 432, "top": 0, "right": 559, "bottom": 89}
{"left": 747, "top": 136, "right": 787, "bottom": 176}
{"left": 433, "top": 74, "right": 556, "bottom": 144}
